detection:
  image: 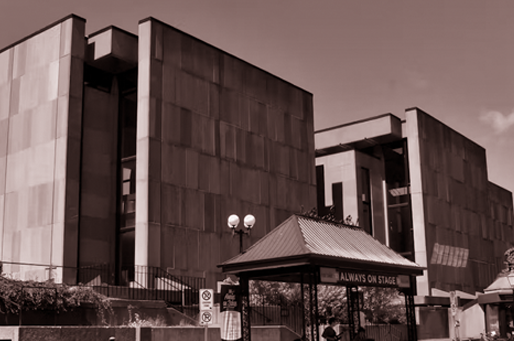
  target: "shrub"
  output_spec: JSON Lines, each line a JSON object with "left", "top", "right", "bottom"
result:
{"left": 0, "top": 276, "right": 112, "bottom": 323}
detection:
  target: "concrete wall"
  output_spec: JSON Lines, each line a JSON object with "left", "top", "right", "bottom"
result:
{"left": 405, "top": 107, "right": 514, "bottom": 295}
{"left": 0, "top": 326, "right": 136, "bottom": 341}
{"left": 315, "top": 149, "right": 387, "bottom": 242}
{"left": 79, "top": 85, "right": 119, "bottom": 269}
{"left": 316, "top": 150, "right": 358, "bottom": 220}
{"left": 0, "top": 325, "right": 296, "bottom": 341}
{"left": 454, "top": 304, "right": 485, "bottom": 341}
{"left": 135, "top": 18, "right": 316, "bottom": 287}
{"left": 0, "top": 15, "right": 85, "bottom": 283}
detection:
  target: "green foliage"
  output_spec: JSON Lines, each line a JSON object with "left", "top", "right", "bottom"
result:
{"left": 316, "top": 285, "right": 348, "bottom": 322}
{"left": 361, "top": 287, "right": 406, "bottom": 324}
{"left": 0, "top": 276, "right": 112, "bottom": 321}
{"left": 301, "top": 207, "right": 359, "bottom": 226}
{"left": 250, "top": 280, "right": 302, "bottom": 306}
{"left": 250, "top": 280, "right": 406, "bottom": 325}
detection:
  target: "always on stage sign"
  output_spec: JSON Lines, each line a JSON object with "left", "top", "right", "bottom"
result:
{"left": 320, "top": 267, "right": 409, "bottom": 288}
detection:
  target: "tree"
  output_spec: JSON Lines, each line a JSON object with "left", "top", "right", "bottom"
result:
{"left": 361, "top": 287, "right": 406, "bottom": 324}
{"left": 250, "top": 280, "right": 406, "bottom": 325}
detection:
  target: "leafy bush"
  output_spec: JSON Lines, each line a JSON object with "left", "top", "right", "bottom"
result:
{"left": 250, "top": 280, "right": 407, "bottom": 325}
{"left": 0, "top": 276, "right": 112, "bottom": 323}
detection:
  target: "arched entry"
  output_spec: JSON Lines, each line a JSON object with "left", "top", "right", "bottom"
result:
{"left": 218, "top": 215, "right": 424, "bottom": 341}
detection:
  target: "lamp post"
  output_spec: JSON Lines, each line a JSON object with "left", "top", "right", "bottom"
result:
{"left": 227, "top": 214, "right": 256, "bottom": 254}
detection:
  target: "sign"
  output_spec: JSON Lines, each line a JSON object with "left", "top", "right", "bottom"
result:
{"left": 220, "top": 285, "right": 242, "bottom": 341}
{"left": 221, "top": 285, "right": 241, "bottom": 313}
{"left": 199, "top": 289, "right": 214, "bottom": 311}
{"left": 389, "top": 186, "right": 410, "bottom": 197}
{"left": 200, "top": 311, "right": 213, "bottom": 325}
{"left": 397, "top": 275, "right": 411, "bottom": 288}
{"left": 320, "top": 267, "right": 402, "bottom": 288}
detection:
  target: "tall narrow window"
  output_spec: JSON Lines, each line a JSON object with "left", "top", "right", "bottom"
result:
{"left": 316, "top": 165, "right": 327, "bottom": 216}
{"left": 361, "top": 168, "right": 372, "bottom": 235}
{"left": 118, "top": 85, "right": 137, "bottom": 284}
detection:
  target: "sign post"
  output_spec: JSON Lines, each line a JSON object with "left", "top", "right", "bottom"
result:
{"left": 199, "top": 289, "right": 214, "bottom": 341}
{"left": 449, "top": 291, "right": 460, "bottom": 341}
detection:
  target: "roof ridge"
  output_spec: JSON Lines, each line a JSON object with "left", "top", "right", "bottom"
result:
{"left": 292, "top": 215, "right": 310, "bottom": 255}
{"left": 221, "top": 215, "right": 299, "bottom": 265}
{"left": 297, "top": 214, "right": 362, "bottom": 230}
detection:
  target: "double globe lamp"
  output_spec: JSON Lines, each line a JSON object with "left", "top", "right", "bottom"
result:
{"left": 227, "top": 214, "right": 256, "bottom": 254}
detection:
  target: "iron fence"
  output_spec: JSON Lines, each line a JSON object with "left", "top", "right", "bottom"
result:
{"left": 249, "top": 303, "right": 304, "bottom": 335}
{"left": 365, "top": 324, "right": 407, "bottom": 341}
{"left": 77, "top": 264, "right": 204, "bottom": 308}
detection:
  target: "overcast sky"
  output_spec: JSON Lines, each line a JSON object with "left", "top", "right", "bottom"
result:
{"left": 2, "top": 0, "right": 513, "bottom": 193}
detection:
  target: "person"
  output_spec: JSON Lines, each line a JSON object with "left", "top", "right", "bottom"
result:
{"left": 322, "top": 317, "right": 343, "bottom": 341}
{"left": 352, "top": 327, "right": 366, "bottom": 341}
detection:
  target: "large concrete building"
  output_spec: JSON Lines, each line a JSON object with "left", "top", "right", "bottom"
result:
{"left": 315, "top": 108, "right": 514, "bottom": 296}
{"left": 0, "top": 15, "right": 316, "bottom": 287}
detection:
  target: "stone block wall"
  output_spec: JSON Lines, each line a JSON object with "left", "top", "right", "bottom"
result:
{"left": 135, "top": 18, "right": 316, "bottom": 287}
{"left": 0, "top": 15, "right": 86, "bottom": 283}
{"left": 406, "top": 107, "right": 514, "bottom": 294}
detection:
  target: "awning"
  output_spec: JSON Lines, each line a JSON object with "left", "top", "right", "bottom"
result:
{"left": 219, "top": 215, "right": 424, "bottom": 278}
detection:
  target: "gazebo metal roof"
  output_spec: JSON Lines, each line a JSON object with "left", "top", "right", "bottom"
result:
{"left": 219, "top": 214, "right": 423, "bottom": 278}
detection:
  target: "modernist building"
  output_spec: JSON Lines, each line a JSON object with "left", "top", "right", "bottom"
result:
{"left": 0, "top": 15, "right": 316, "bottom": 287}
{"left": 315, "top": 109, "right": 514, "bottom": 296}
{"left": 1, "top": 13, "right": 512, "bottom": 305}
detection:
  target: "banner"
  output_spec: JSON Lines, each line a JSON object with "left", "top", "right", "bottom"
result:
{"left": 320, "top": 267, "right": 405, "bottom": 288}
{"left": 220, "top": 285, "right": 242, "bottom": 341}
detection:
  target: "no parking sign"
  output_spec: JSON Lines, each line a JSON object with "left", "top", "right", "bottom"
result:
{"left": 200, "top": 311, "right": 213, "bottom": 325}
{"left": 199, "top": 289, "right": 214, "bottom": 325}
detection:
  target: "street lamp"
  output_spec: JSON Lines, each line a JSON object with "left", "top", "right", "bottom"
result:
{"left": 228, "top": 214, "right": 256, "bottom": 254}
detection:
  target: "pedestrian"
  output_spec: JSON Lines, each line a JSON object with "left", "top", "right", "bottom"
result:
{"left": 322, "top": 317, "right": 343, "bottom": 341}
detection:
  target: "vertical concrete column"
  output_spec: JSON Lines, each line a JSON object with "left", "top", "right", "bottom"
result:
{"left": 60, "top": 16, "right": 86, "bottom": 284}
{"left": 405, "top": 108, "right": 429, "bottom": 296}
{"left": 136, "top": 18, "right": 163, "bottom": 275}
{"left": 135, "top": 20, "right": 152, "bottom": 270}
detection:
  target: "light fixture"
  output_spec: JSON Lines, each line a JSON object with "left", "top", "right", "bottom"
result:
{"left": 227, "top": 214, "right": 256, "bottom": 253}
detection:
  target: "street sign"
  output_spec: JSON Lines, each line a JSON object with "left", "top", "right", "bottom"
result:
{"left": 200, "top": 289, "right": 214, "bottom": 311}
{"left": 200, "top": 311, "right": 213, "bottom": 325}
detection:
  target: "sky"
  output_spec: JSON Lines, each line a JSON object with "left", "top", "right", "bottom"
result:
{"left": 1, "top": 0, "right": 513, "bottom": 194}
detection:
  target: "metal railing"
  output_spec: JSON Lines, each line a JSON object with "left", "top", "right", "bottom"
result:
{"left": 77, "top": 264, "right": 204, "bottom": 309}
{"left": 365, "top": 324, "right": 407, "bottom": 341}
{"left": 250, "top": 303, "right": 304, "bottom": 335}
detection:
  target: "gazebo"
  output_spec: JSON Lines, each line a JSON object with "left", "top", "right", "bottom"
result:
{"left": 218, "top": 214, "right": 424, "bottom": 341}
{"left": 477, "top": 248, "right": 514, "bottom": 337}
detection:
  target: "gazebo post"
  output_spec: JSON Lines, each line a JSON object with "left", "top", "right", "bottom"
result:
{"left": 402, "top": 276, "right": 417, "bottom": 341}
{"left": 301, "top": 270, "right": 306, "bottom": 340}
{"left": 347, "top": 285, "right": 361, "bottom": 340}
{"left": 404, "top": 291, "right": 417, "bottom": 341}
{"left": 314, "top": 268, "right": 320, "bottom": 341}
{"left": 307, "top": 268, "right": 321, "bottom": 341}
{"left": 240, "top": 274, "right": 252, "bottom": 341}
{"left": 308, "top": 271, "right": 314, "bottom": 341}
